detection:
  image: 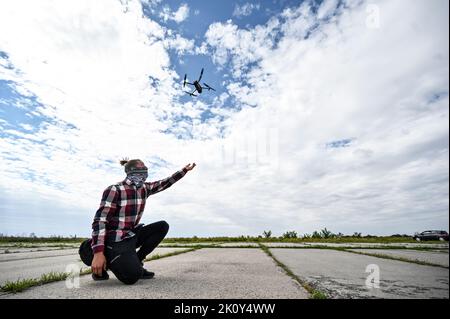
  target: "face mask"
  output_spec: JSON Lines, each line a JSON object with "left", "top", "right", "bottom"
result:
{"left": 127, "top": 173, "right": 148, "bottom": 188}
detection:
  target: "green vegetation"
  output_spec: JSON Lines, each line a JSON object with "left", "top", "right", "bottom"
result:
{"left": 0, "top": 234, "right": 82, "bottom": 244}
{"left": 263, "top": 230, "right": 272, "bottom": 238}
{"left": 0, "top": 270, "right": 89, "bottom": 293}
{"left": 162, "top": 228, "right": 443, "bottom": 243}
{"left": 163, "top": 236, "right": 440, "bottom": 244}
{"left": 259, "top": 243, "right": 328, "bottom": 299}
{"left": 282, "top": 231, "right": 298, "bottom": 239}
{"left": 311, "top": 290, "right": 328, "bottom": 299}
{"left": 2, "top": 228, "right": 447, "bottom": 244}
{"left": 1, "top": 278, "right": 40, "bottom": 293}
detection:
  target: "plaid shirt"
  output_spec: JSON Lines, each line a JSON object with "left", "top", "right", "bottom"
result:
{"left": 91, "top": 168, "right": 187, "bottom": 253}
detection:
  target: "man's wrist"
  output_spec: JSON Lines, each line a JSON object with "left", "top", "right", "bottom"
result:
{"left": 92, "top": 245, "right": 105, "bottom": 254}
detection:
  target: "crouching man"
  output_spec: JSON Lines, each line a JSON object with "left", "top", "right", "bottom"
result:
{"left": 79, "top": 159, "right": 196, "bottom": 285}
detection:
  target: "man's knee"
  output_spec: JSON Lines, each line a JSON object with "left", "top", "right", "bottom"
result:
{"left": 108, "top": 252, "right": 142, "bottom": 285}
{"left": 115, "top": 266, "right": 142, "bottom": 285}
{"left": 119, "top": 274, "right": 140, "bottom": 285}
{"left": 158, "top": 220, "right": 169, "bottom": 234}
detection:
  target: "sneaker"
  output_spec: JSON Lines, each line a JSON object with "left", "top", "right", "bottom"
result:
{"left": 141, "top": 268, "right": 155, "bottom": 279}
{"left": 92, "top": 270, "right": 109, "bottom": 281}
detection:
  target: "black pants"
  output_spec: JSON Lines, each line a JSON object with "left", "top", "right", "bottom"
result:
{"left": 104, "top": 220, "right": 169, "bottom": 285}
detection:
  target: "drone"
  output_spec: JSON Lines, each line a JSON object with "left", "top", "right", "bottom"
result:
{"left": 183, "top": 68, "right": 215, "bottom": 97}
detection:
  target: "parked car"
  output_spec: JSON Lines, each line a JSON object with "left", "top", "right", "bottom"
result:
{"left": 413, "top": 230, "right": 449, "bottom": 242}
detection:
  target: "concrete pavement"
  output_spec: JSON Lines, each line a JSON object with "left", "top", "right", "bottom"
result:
{"left": 0, "top": 247, "right": 190, "bottom": 285}
{"left": 0, "top": 243, "right": 448, "bottom": 299}
{"left": 269, "top": 248, "right": 449, "bottom": 299}
{"left": 3, "top": 248, "right": 308, "bottom": 299}
{"left": 348, "top": 249, "right": 449, "bottom": 267}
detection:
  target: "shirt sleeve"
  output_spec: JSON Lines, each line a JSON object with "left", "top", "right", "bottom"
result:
{"left": 91, "top": 185, "right": 118, "bottom": 254}
{"left": 145, "top": 168, "right": 187, "bottom": 197}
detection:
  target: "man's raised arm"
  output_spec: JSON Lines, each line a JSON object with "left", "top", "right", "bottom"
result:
{"left": 145, "top": 163, "right": 196, "bottom": 197}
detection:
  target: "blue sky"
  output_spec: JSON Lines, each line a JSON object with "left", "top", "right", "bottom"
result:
{"left": 0, "top": 0, "right": 448, "bottom": 238}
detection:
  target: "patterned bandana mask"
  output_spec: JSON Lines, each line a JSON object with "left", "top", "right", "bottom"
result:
{"left": 127, "top": 173, "right": 148, "bottom": 188}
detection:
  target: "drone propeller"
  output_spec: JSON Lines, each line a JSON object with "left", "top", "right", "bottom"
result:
{"left": 185, "top": 91, "right": 197, "bottom": 97}
{"left": 183, "top": 74, "right": 187, "bottom": 87}
{"left": 203, "top": 82, "right": 216, "bottom": 91}
{"left": 198, "top": 68, "right": 204, "bottom": 82}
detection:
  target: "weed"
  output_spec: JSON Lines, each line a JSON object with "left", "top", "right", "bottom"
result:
{"left": 1, "top": 271, "right": 70, "bottom": 293}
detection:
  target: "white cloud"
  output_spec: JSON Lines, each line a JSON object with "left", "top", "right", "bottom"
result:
{"left": 164, "top": 34, "right": 195, "bottom": 55}
{"left": 233, "top": 3, "right": 260, "bottom": 18}
{"left": 19, "top": 123, "right": 33, "bottom": 131}
{"left": 0, "top": 0, "right": 230, "bottom": 236}
{"left": 317, "top": 0, "right": 339, "bottom": 19}
{"left": 204, "top": 18, "right": 280, "bottom": 76}
{"left": 201, "top": 0, "right": 449, "bottom": 235}
{"left": 160, "top": 3, "right": 190, "bottom": 23}
{"left": 141, "top": 0, "right": 161, "bottom": 6}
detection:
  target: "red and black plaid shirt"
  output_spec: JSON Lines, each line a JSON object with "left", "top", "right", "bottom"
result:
{"left": 91, "top": 168, "right": 187, "bottom": 253}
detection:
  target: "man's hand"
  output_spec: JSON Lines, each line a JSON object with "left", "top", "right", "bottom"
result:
{"left": 184, "top": 163, "right": 196, "bottom": 172}
{"left": 91, "top": 252, "right": 106, "bottom": 276}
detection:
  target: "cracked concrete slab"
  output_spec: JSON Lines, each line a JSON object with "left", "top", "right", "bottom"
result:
{"left": 0, "top": 247, "right": 76, "bottom": 254}
{"left": 2, "top": 245, "right": 448, "bottom": 299}
{"left": 2, "top": 248, "right": 308, "bottom": 299}
{"left": 0, "top": 247, "right": 189, "bottom": 285}
{"left": 301, "top": 242, "right": 449, "bottom": 249}
{"left": 348, "top": 249, "right": 449, "bottom": 267}
{"left": 270, "top": 248, "right": 449, "bottom": 299}
{"left": 0, "top": 248, "right": 80, "bottom": 262}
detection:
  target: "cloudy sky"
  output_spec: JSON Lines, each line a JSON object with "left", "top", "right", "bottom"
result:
{"left": 0, "top": 0, "right": 448, "bottom": 238}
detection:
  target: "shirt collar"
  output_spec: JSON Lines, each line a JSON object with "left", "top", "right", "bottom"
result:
{"left": 124, "top": 177, "right": 146, "bottom": 188}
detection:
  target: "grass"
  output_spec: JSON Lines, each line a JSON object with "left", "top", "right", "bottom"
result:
{"left": 1, "top": 270, "right": 81, "bottom": 293}
{"left": 258, "top": 243, "right": 328, "bottom": 299}
{"left": 163, "top": 237, "right": 438, "bottom": 244}
{"left": 310, "top": 290, "right": 328, "bottom": 299}
{"left": 1, "top": 278, "right": 40, "bottom": 294}
{"left": 2, "top": 235, "right": 447, "bottom": 246}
